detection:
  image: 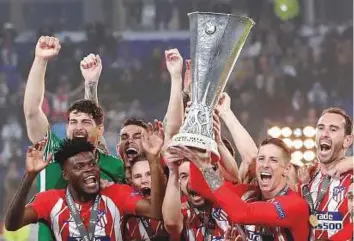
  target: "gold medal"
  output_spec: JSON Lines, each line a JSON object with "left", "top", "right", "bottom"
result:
{"left": 309, "top": 214, "right": 319, "bottom": 227}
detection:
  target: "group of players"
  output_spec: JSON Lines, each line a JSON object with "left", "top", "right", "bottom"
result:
{"left": 3, "top": 36, "right": 353, "bottom": 241}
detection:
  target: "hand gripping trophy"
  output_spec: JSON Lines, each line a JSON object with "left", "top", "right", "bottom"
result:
{"left": 170, "top": 12, "right": 255, "bottom": 158}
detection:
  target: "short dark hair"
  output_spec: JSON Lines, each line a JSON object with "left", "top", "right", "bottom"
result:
{"left": 321, "top": 107, "right": 353, "bottom": 135}
{"left": 67, "top": 99, "right": 104, "bottom": 126}
{"left": 222, "top": 138, "right": 235, "bottom": 158}
{"left": 130, "top": 153, "right": 148, "bottom": 169}
{"left": 122, "top": 118, "right": 148, "bottom": 130}
{"left": 55, "top": 138, "right": 95, "bottom": 167}
{"left": 259, "top": 138, "right": 291, "bottom": 163}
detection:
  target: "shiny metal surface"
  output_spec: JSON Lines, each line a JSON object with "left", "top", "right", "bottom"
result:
{"left": 171, "top": 12, "right": 255, "bottom": 157}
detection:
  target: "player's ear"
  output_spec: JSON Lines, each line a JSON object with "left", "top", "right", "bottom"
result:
{"left": 62, "top": 171, "right": 69, "bottom": 181}
{"left": 283, "top": 163, "right": 291, "bottom": 177}
{"left": 97, "top": 124, "right": 104, "bottom": 137}
{"left": 343, "top": 134, "right": 353, "bottom": 149}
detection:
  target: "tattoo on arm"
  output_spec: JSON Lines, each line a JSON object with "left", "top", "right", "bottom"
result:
{"left": 5, "top": 174, "right": 36, "bottom": 230}
{"left": 84, "top": 82, "right": 98, "bottom": 104}
{"left": 201, "top": 166, "right": 223, "bottom": 192}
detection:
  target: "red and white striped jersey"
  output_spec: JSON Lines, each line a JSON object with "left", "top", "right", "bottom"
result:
{"left": 181, "top": 203, "right": 230, "bottom": 241}
{"left": 299, "top": 170, "right": 352, "bottom": 240}
{"left": 28, "top": 184, "right": 142, "bottom": 241}
{"left": 122, "top": 216, "right": 170, "bottom": 241}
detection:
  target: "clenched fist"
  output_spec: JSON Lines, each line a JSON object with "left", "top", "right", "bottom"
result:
{"left": 80, "top": 53, "right": 102, "bottom": 83}
{"left": 35, "top": 36, "right": 61, "bottom": 61}
{"left": 165, "top": 48, "right": 183, "bottom": 79}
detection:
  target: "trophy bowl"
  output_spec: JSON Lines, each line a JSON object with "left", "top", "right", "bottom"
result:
{"left": 170, "top": 12, "right": 255, "bottom": 159}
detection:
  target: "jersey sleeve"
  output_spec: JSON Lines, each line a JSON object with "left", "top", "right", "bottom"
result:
{"left": 26, "top": 190, "right": 58, "bottom": 222}
{"left": 103, "top": 184, "right": 142, "bottom": 215}
{"left": 189, "top": 162, "right": 258, "bottom": 202}
{"left": 213, "top": 185, "right": 309, "bottom": 227}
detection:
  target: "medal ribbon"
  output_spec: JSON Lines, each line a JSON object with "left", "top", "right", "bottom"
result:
{"left": 66, "top": 189, "right": 100, "bottom": 241}
{"left": 302, "top": 175, "right": 331, "bottom": 219}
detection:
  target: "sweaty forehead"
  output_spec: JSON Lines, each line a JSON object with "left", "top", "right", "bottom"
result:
{"left": 318, "top": 113, "right": 346, "bottom": 128}
{"left": 120, "top": 125, "right": 144, "bottom": 136}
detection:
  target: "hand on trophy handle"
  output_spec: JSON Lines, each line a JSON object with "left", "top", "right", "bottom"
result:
{"left": 162, "top": 146, "right": 184, "bottom": 172}
{"left": 216, "top": 92, "right": 232, "bottom": 118}
{"left": 184, "top": 101, "right": 192, "bottom": 119}
{"left": 172, "top": 145, "right": 212, "bottom": 170}
{"left": 213, "top": 110, "right": 222, "bottom": 144}
{"left": 165, "top": 48, "right": 183, "bottom": 79}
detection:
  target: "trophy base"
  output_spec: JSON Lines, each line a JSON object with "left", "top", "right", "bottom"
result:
{"left": 169, "top": 132, "right": 220, "bottom": 160}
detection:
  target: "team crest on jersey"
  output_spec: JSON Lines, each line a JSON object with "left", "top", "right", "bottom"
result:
{"left": 212, "top": 208, "right": 228, "bottom": 221}
{"left": 333, "top": 186, "right": 345, "bottom": 203}
{"left": 96, "top": 210, "right": 108, "bottom": 228}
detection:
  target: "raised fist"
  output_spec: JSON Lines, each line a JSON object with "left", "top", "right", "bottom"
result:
{"left": 165, "top": 48, "right": 183, "bottom": 79}
{"left": 80, "top": 53, "right": 102, "bottom": 83}
{"left": 35, "top": 36, "right": 61, "bottom": 61}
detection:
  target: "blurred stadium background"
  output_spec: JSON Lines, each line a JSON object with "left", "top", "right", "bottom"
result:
{"left": 0, "top": 0, "right": 352, "bottom": 240}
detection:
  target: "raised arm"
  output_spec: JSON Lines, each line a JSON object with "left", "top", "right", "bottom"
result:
{"left": 5, "top": 141, "right": 50, "bottom": 231}
{"left": 163, "top": 49, "right": 184, "bottom": 143}
{"left": 174, "top": 147, "right": 308, "bottom": 228}
{"left": 80, "top": 54, "right": 109, "bottom": 151}
{"left": 135, "top": 120, "right": 166, "bottom": 219}
{"left": 24, "top": 36, "right": 61, "bottom": 143}
{"left": 80, "top": 54, "right": 102, "bottom": 104}
{"left": 216, "top": 93, "right": 258, "bottom": 181}
{"left": 213, "top": 111, "right": 240, "bottom": 183}
{"left": 162, "top": 151, "right": 184, "bottom": 239}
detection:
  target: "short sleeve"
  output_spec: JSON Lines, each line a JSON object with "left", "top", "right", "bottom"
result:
{"left": 102, "top": 184, "right": 142, "bottom": 215}
{"left": 26, "top": 190, "right": 58, "bottom": 222}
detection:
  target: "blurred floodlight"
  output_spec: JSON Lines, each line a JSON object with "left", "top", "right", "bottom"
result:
{"left": 303, "top": 126, "right": 316, "bottom": 137}
{"left": 268, "top": 126, "right": 281, "bottom": 138}
{"left": 281, "top": 127, "right": 292, "bottom": 137}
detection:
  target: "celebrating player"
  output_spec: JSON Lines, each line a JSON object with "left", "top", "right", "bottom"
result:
{"left": 123, "top": 153, "right": 170, "bottom": 240}
{"left": 5, "top": 135, "right": 165, "bottom": 240}
{"left": 23, "top": 36, "right": 125, "bottom": 240}
{"left": 177, "top": 138, "right": 310, "bottom": 240}
{"left": 299, "top": 107, "right": 353, "bottom": 240}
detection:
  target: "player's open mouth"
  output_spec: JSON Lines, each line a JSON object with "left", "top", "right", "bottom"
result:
{"left": 260, "top": 172, "right": 272, "bottom": 183}
{"left": 125, "top": 147, "right": 138, "bottom": 158}
{"left": 319, "top": 141, "right": 331, "bottom": 155}
{"left": 189, "top": 189, "right": 203, "bottom": 200}
{"left": 84, "top": 175, "right": 98, "bottom": 188}
{"left": 73, "top": 131, "right": 88, "bottom": 139}
{"left": 141, "top": 187, "right": 151, "bottom": 198}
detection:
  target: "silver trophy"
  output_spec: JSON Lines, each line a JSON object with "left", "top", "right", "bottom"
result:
{"left": 171, "top": 12, "right": 254, "bottom": 158}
